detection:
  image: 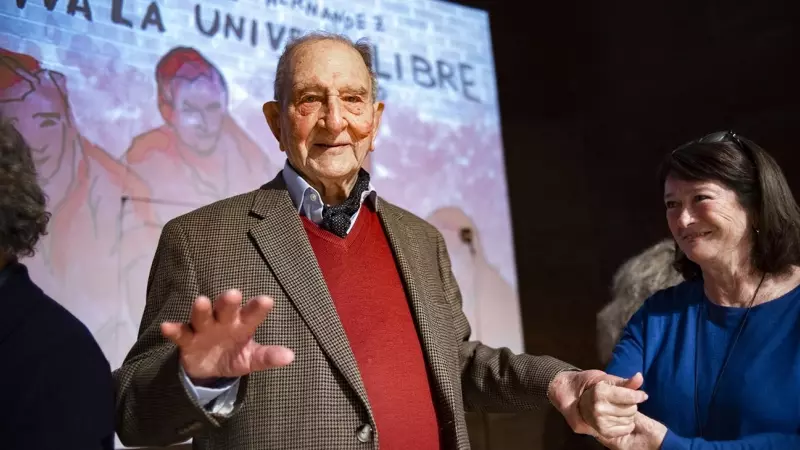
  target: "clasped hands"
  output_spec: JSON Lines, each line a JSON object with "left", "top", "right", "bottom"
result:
{"left": 549, "top": 370, "right": 667, "bottom": 449}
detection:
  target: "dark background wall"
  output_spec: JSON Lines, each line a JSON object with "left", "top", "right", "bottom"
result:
{"left": 452, "top": 0, "right": 799, "bottom": 448}
{"left": 457, "top": 0, "right": 798, "bottom": 369}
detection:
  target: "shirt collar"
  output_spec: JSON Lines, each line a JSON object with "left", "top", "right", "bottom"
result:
{"left": 282, "top": 160, "right": 377, "bottom": 223}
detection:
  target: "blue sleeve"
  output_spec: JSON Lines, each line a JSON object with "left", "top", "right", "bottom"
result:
{"left": 605, "top": 301, "right": 647, "bottom": 379}
{"left": 662, "top": 429, "right": 800, "bottom": 449}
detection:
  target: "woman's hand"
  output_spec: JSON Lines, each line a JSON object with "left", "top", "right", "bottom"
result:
{"left": 597, "top": 412, "right": 668, "bottom": 450}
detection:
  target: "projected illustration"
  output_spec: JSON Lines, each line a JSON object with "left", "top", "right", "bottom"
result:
{"left": 0, "top": 0, "right": 522, "bottom": 374}
{"left": 0, "top": 48, "right": 158, "bottom": 361}
{"left": 124, "top": 46, "right": 276, "bottom": 225}
{"left": 426, "top": 206, "right": 522, "bottom": 349}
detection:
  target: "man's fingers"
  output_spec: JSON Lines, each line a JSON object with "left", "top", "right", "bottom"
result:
{"left": 214, "top": 289, "right": 243, "bottom": 324}
{"left": 590, "top": 395, "right": 639, "bottom": 418}
{"left": 602, "top": 384, "right": 648, "bottom": 405}
{"left": 621, "top": 372, "right": 644, "bottom": 390}
{"left": 596, "top": 423, "right": 636, "bottom": 444}
{"left": 602, "top": 423, "right": 635, "bottom": 439}
{"left": 601, "top": 372, "right": 643, "bottom": 390}
{"left": 161, "top": 322, "right": 194, "bottom": 347}
{"left": 250, "top": 344, "right": 295, "bottom": 371}
{"left": 190, "top": 296, "right": 214, "bottom": 332}
{"left": 604, "top": 403, "right": 638, "bottom": 418}
{"left": 581, "top": 392, "right": 637, "bottom": 436}
{"left": 240, "top": 295, "right": 274, "bottom": 333}
{"left": 588, "top": 382, "right": 647, "bottom": 409}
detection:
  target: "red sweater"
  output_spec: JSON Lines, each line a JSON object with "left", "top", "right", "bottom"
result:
{"left": 302, "top": 205, "right": 441, "bottom": 449}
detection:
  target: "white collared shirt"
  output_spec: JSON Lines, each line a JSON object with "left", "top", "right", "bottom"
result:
{"left": 282, "top": 160, "right": 378, "bottom": 235}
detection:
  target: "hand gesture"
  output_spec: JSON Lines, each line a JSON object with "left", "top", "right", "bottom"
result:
{"left": 161, "top": 289, "right": 294, "bottom": 385}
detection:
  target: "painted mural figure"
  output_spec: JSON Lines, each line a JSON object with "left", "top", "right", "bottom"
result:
{"left": 426, "top": 206, "right": 524, "bottom": 353}
{"left": 122, "top": 46, "right": 276, "bottom": 225}
{"left": 0, "top": 48, "right": 158, "bottom": 364}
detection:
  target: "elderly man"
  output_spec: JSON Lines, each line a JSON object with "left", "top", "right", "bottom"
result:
{"left": 114, "top": 32, "right": 645, "bottom": 449}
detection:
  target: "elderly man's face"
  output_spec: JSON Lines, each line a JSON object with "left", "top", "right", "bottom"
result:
{"left": 264, "top": 40, "right": 383, "bottom": 189}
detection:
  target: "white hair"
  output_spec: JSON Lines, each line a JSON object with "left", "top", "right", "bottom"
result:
{"left": 273, "top": 31, "right": 378, "bottom": 108}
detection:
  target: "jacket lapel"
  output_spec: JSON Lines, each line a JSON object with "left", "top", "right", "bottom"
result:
{"left": 376, "top": 201, "right": 458, "bottom": 422}
{"left": 248, "top": 173, "right": 372, "bottom": 416}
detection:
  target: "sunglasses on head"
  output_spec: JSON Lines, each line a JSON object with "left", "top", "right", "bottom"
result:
{"left": 673, "top": 130, "right": 747, "bottom": 155}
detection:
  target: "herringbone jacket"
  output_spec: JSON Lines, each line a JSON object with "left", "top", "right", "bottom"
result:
{"left": 113, "top": 173, "right": 575, "bottom": 450}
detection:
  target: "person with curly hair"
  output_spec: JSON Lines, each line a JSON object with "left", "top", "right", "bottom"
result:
{"left": 0, "top": 119, "right": 114, "bottom": 450}
{"left": 596, "top": 240, "right": 684, "bottom": 365}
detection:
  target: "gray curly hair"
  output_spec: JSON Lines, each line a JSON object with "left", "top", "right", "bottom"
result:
{"left": 596, "top": 239, "right": 684, "bottom": 364}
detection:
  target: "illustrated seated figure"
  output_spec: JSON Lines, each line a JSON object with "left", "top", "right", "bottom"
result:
{"left": 122, "top": 46, "right": 276, "bottom": 225}
{"left": 0, "top": 47, "right": 158, "bottom": 366}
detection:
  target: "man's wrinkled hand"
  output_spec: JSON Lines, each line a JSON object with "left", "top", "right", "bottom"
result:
{"left": 161, "top": 289, "right": 294, "bottom": 385}
{"left": 547, "top": 370, "right": 648, "bottom": 438}
{"left": 578, "top": 372, "right": 647, "bottom": 439}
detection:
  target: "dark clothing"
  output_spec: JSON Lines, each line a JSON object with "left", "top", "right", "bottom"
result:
{"left": 0, "top": 261, "right": 114, "bottom": 450}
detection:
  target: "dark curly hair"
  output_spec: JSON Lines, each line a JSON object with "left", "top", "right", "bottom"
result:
{"left": 0, "top": 119, "right": 50, "bottom": 259}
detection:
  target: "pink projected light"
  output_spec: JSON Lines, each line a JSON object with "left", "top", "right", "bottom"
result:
{"left": 0, "top": 0, "right": 522, "bottom": 383}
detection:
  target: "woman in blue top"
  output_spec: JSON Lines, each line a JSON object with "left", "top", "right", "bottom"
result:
{"left": 582, "top": 131, "right": 800, "bottom": 449}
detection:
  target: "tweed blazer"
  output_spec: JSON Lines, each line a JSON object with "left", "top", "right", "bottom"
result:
{"left": 113, "top": 172, "right": 575, "bottom": 450}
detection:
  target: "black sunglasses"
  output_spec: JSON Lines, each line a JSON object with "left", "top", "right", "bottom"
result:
{"left": 672, "top": 130, "right": 748, "bottom": 155}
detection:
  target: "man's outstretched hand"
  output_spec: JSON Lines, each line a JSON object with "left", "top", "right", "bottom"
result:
{"left": 161, "top": 289, "right": 295, "bottom": 386}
